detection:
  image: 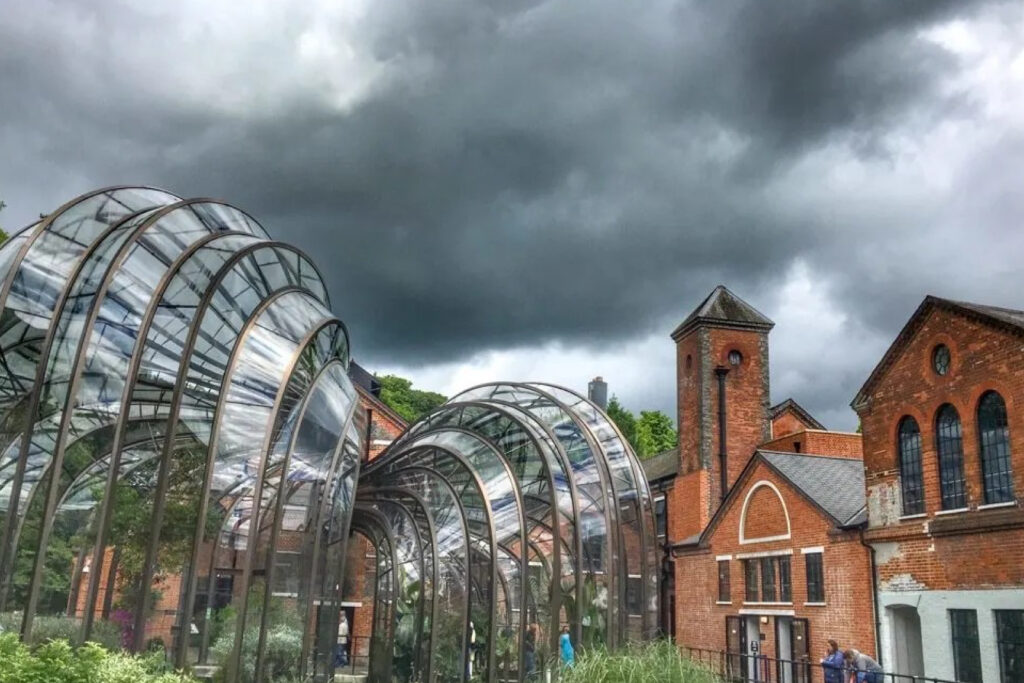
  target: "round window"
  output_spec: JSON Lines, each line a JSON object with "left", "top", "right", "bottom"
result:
{"left": 728, "top": 350, "right": 743, "bottom": 366}
{"left": 932, "top": 344, "right": 951, "bottom": 376}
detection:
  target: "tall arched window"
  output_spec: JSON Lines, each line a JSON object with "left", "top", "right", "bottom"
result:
{"left": 978, "top": 391, "right": 1014, "bottom": 504}
{"left": 936, "top": 404, "right": 967, "bottom": 510}
{"left": 897, "top": 417, "right": 925, "bottom": 515}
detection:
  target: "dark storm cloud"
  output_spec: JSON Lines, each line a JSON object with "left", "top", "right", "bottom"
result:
{"left": 0, "top": 0, "right": 1018, "bottom": 425}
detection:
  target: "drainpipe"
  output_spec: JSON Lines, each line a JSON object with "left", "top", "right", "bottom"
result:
{"left": 364, "top": 407, "right": 373, "bottom": 461}
{"left": 859, "top": 528, "right": 882, "bottom": 665}
{"left": 714, "top": 367, "right": 729, "bottom": 502}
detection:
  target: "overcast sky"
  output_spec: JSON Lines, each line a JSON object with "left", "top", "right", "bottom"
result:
{"left": 3, "top": 1, "right": 1024, "bottom": 430}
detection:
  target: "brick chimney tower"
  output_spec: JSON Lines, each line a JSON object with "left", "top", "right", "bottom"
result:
{"left": 669, "top": 285, "right": 773, "bottom": 540}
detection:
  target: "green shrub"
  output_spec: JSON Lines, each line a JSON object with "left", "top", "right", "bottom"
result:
{"left": 208, "top": 591, "right": 304, "bottom": 683}
{"left": 0, "top": 632, "right": 196, "bottom": 683}
{"left": 559, "top": 640, "right": 718, "bottom": 683}
{"left": 0, "top": 612, "right": 121, "bottom": 651}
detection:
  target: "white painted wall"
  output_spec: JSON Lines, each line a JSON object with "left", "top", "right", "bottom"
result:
{"left": 878, "top": 589, "right": 1024, "bottom": 682}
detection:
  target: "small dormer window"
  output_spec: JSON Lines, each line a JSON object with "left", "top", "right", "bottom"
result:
{"left": 932, "top": 344, "right": 951, "bottom": 376}
{"left": 728, "top": 350, "right": 743, "bottom": 367}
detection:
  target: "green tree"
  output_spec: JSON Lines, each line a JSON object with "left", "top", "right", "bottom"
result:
{"left": 606, "top": 397, "right": 676, "bottom": 459}
{"left": 605, "top": 396, "right": 637, "bottom": 451}
{"left": 376, "top": 374, "right": 447, "bottom": 423}
{"left": 635, "top": 410, "right": 677, "bottom": 459}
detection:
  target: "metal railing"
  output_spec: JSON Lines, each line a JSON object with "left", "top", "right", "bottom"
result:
{"left": 682, "top": 647, "right": 964, "bottom": 683}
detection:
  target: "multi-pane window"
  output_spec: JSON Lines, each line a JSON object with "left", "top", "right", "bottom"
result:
{"left": 898, "top": 416, "right": 925, "bottom": 515}
{"left": 936, "top": 404, "right": 968, "bottom": 510}
{"left": 655, "top": 496, "right": 668, "bottom": 540}
{"left": 740, "top": 556, "right": 791, "bottom": 603}
{"left": 743, "top": 559, "right": 758, "bottom": 602}
{"left": 950, "top": 609, "right": 982, "bottom": 683}
{"left": 996, "top": 610, "right": 1024, "bottom": 683}
{"left": 778, "top": 555, "right": 792, "bottom": 603}
{"left": 760, "top": 557, "right": 776, "bottom": 602}
{"left": 979, "top": 391, "right": 1015, "bottom": 504}
{"left": 717, "top": 560, "right": 731, "bottom": 602}
{"left": 805, "top": 552, "right": 824, "bottom": 603}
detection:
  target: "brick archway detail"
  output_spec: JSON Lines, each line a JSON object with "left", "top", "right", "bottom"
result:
{"left": 739, "top": 480, "right": 791, "bottom": 544}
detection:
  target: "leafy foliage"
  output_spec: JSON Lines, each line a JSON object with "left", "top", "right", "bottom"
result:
{"left": 605, "top": 397, "right": 637, "bottom": 451}
{"left": 376, "top": 374, "right": 447, "bottom": 423}
{"left": 636, "top": 411, "right": 677, "bottom": 459}
{"left": 209, "top": 589, "right": 303, "bottom": 683}
{"left": 392, "top": 578, "right": 421, "bottom": 681}
{"left": 0, "top": 632, "right": 196, "bottom": 683}
{"left": 0, "top": 613, "right": 121, "bottom": 652}
{"left": 559, "top": 640, "right": 717, "bottom": 683}
{"left": 606, "top": 397, "right": 676, "bottom": 459}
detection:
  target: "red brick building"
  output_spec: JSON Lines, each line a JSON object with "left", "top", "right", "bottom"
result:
{"left": 854, "top": 297, "right": 1024, "bottom": 683}
{"left": 646, "top": 286, "right": 876, "bottom": 677}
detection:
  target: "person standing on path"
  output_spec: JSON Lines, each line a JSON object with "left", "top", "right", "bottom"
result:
{"left": 559, "top": 625, "right": 574, "bottom": 669}
{"left": 524, "top": 623, "right": 538, "bottom": 679}
{"left": 336, "top": 612, "right": 349, "bottom": 668}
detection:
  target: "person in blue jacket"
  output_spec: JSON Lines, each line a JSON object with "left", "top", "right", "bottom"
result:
{"left": 820, "top": 639, "right": 845, "bottom": 683}
{"left": 559, "top": 625, "right": 575, "bottom": 669}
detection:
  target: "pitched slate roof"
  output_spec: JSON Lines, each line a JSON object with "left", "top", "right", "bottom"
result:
{"left": 760, "top": 451, "right": 866, "bottom": 527}
{"left": 852, "top": 295, "right": 1024, "bottom": 410}
{"left": 681, "top": 450, "right": 867, "bottom": 549}
{"left": 769, "top": 398, "right": 825, "bottom": 431}
{"left": 642, "top": 448, "right": 680, "bottom": 482}
{"left": 671, "top": 285, "right": 775, "bottom": 341}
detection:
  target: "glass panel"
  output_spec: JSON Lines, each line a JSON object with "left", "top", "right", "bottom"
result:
{"left": 996, "top": 610, "right": 1024, "bottom": 683}
{"left": 805, "top": 553, "right": 823, "bottom": 603}
{"left": 778, "top": 556, "right": 791, "bottom": 603}
{"left": 936, "top": 404, "right": 967, "bottom": 510}
{"left": 898, "top": 417, "right": 924, "bottom": 515}
{"left": 717, "top": 560, "right": 730, "bottom": 603}
{"left": 979, "top": 392, "right": 1014, "bottom": 504}
{"left": 950, "top": 609, "right": 982, "bottom": 683}
{"left": 759, "top": 557, "right": 776, "bottom": 602}
{"left": 743, "top": 559, "right": 758, "bottom": 602}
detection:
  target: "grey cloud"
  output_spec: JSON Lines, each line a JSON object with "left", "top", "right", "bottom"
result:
{"left": 0, "top": 0, "right": 1017, "bottom": 428}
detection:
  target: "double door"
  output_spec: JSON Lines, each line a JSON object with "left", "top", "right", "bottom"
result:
{"left": 725, "top": 616, "right": 809, "bottom": 683}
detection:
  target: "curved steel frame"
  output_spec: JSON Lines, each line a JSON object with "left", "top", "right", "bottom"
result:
{"left": 0, "top": 187, "right": 659, "bottom": 683}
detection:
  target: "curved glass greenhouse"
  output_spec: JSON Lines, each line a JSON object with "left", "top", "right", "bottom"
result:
{"left": 0, "top": 188, "right": 658, "bottom": 682}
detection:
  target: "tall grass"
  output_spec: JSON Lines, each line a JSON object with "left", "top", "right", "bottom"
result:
{"left": 559, "top": 640, "right": 719, "bottom": 683}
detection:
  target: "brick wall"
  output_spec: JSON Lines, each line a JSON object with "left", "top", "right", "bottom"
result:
{"left": 771, "top": 410, "right": 813, "bottom": 439}
{"left": 760, "top": 430, "right": 863, "bottom": 459}
{"left": 674, "top": 459, "right": 876, "bottom": 660}
{"left": 859, "top": 305, "right": 1024, "bottom": 591}
{"left": 742, "top": 484, "right": 789, "bottom": 540}
{"left": 706, "top": 328, "right": 772, "bottom": 498}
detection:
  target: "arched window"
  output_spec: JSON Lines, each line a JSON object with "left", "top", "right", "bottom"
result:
{"left": 978, "top": 391, "right": 1014, "bottom": 504}
{"left": 936, "top": 404, "right": 967, "bottom": 510}
{"left": 897, "top": 417, "right": 925, "bottom": 515}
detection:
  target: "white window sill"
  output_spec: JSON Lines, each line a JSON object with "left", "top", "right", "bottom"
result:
{"left": 935, "top": 507, "right": 969, "bottom": 516}
{"left": 899, "top": 513, "right": 927, "bottom": 521}
{"left": 716, "top": 601, "right": 731, "bottom": 605}
{"left": 978, "top": 501, "right": 1017, "bottom": 510}
{"left": 743, "top": 601, "right": 793, "bottom": 606}
{"left": 804, "top": 602, "right": 827, "bottom": 607}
